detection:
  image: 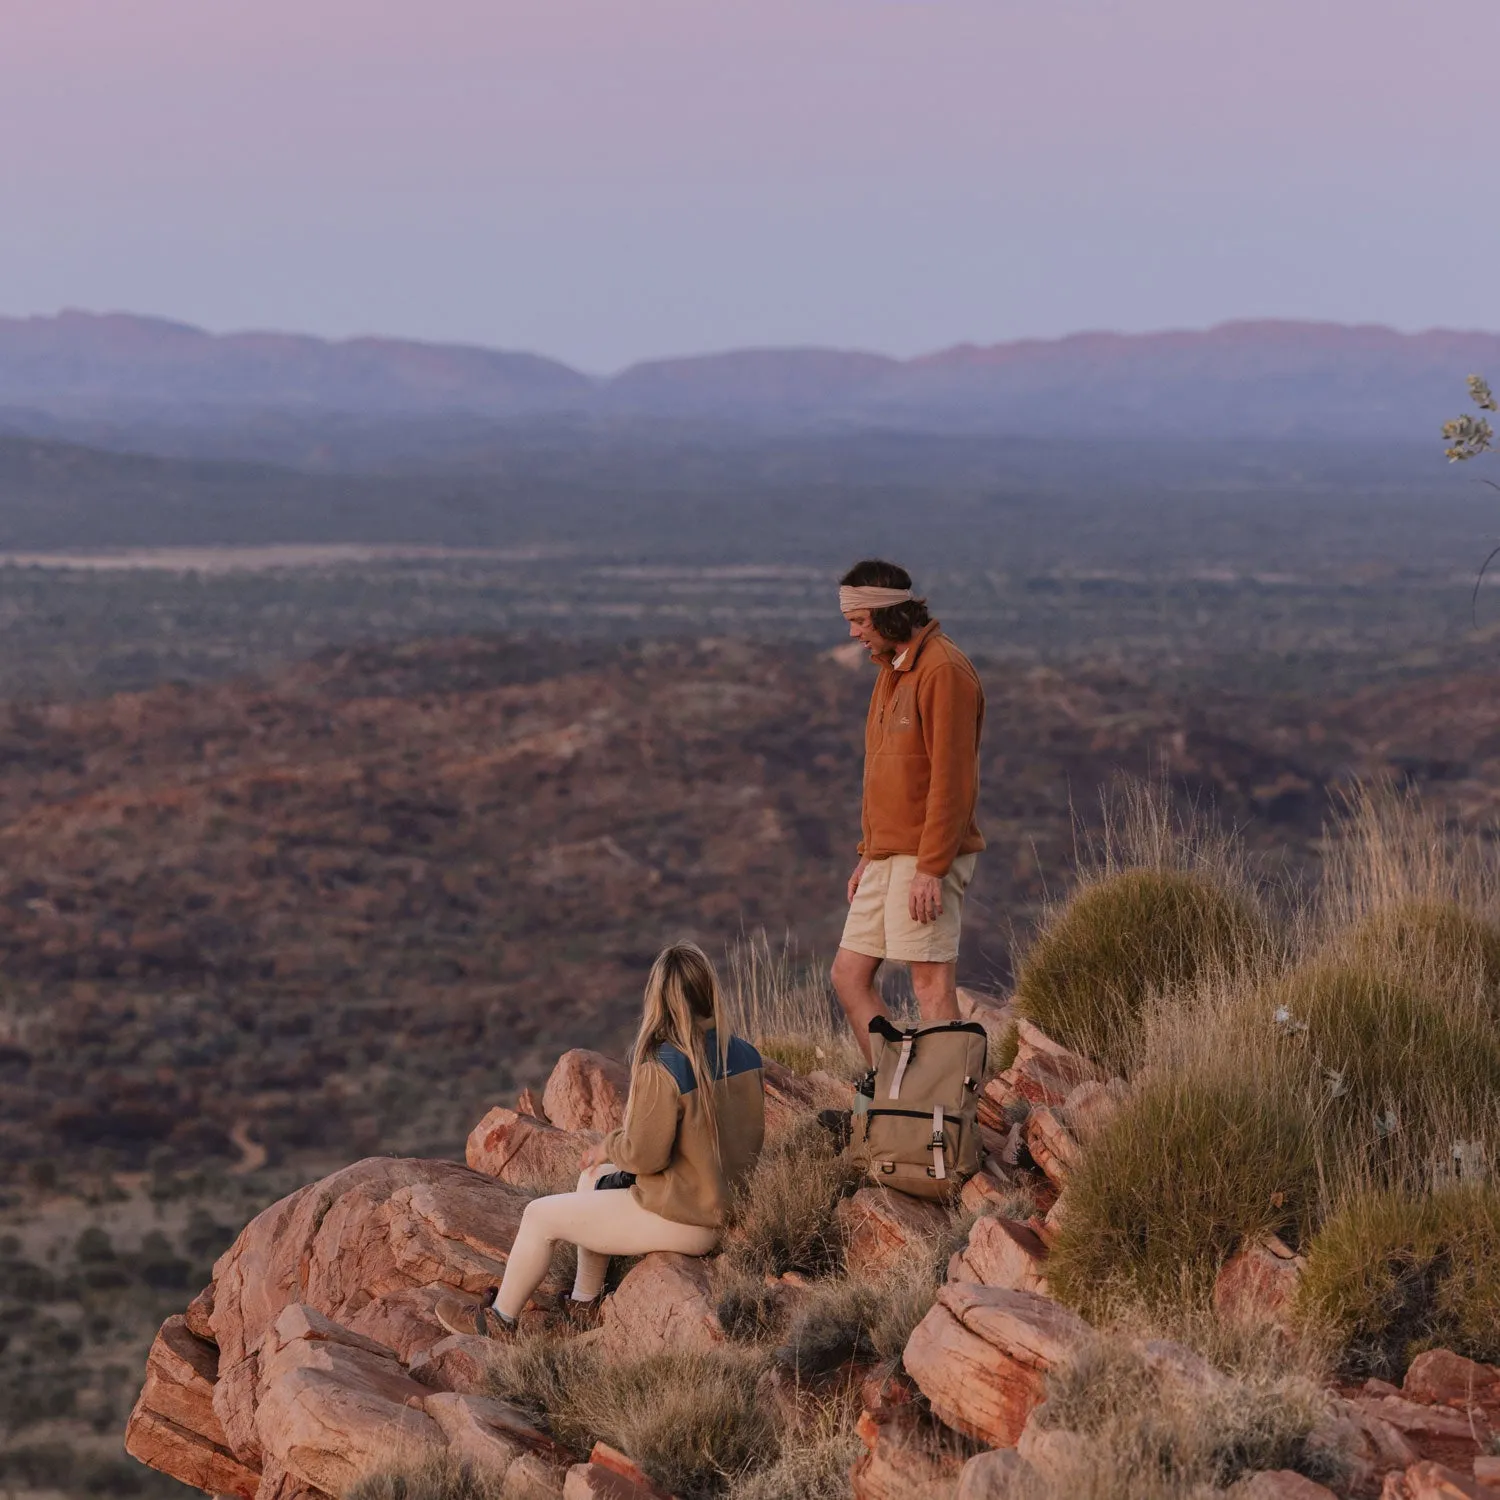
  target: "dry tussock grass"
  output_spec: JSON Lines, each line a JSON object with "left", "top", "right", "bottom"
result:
{"left": 1033, "top": 1312, "right": 1340, "bottom": 1499}
{"left": 1298, "top": 1179, "right": 1500, "bottom": 1378}
{"left": 1012, "top": 780, "right": 1272, "bottom": 1075}
{"left": 719, "top": 1114, "right": 863, "bottom": 1279}
{"left": 1051, "top": 781, "right": 1500, "bottom": 1364}
{"left": 347, "top": 1456, "right": 504, "bottom": 1500}
{"left": 721, "top": 931, "right": 865, "bottom": 1080}
{"left": 484, "top": 1333, "right": 774, "bottom": 1498}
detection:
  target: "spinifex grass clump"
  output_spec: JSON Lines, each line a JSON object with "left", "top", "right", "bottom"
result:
{"left": 719, "top": 1115, "right": 863, "bottom": 1279}
{"left": 1048, "top": 1063, "right": 1320, "bottom": 1315}
{"left": 485, "top": 1334, "right": 774, "bottom": 1499}
{"left": 1297, "top": 1181, "right": 1500, "bottom": 1380}
{"left": 1015, "top": 869, "right": 1265, "bottom": 1075}
{"left": 1345, "top": 900, "right": 1500, "bottom": 989}
{"left": 1269, "top": 958, "right": 1500, "bottom": 1177}
{"left": 1035, "top": 1326, "right": 1337, "bottom": 1499}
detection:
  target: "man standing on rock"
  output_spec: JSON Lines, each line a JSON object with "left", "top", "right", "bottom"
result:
{"left": 831, "top": 560, "right": 986, "bottom": 1064}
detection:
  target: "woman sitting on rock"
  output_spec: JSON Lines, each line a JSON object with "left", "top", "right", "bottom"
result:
{"left": 436, "top": 941, "right": 765, "bottom": 1337}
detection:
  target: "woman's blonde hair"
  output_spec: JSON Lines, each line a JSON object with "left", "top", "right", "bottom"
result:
{"left": 629, "top": 941, "right": 726, "bottom": 1153}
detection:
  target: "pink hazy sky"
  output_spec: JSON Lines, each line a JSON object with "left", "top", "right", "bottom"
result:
{"left": 2, "top": 0, "right": 1495, "bottom": 370}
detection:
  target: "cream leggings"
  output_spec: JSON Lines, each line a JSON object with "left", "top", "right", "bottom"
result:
{"left": 493, "top": 1163, "right": 719, "bottom": 1320}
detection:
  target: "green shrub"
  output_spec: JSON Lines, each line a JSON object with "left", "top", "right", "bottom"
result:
{"left": 1297, "top": 1182, "right": 1500, "bottom": 1379}
{"left": 1270, "top": 959, "right": 1500, "bottom": 1174}
{"left": 1048, "top": 1070, "right": 1320, "bottom": 1314}
{"left": 1015, "top": 869, "right": 1264, "bottom": 1073}
{"left": 1344, "top": 900, "right": 1500, "bottom": 1000}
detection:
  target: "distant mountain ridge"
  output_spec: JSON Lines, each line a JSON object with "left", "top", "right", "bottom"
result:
{"left": 2, "top": 310, "right": 1498, "bottom": 450}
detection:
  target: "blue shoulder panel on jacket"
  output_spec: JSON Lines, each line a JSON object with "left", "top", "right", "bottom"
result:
{"left": 654, "top": 1042, "right": 698, "bottom": 1094}
{"left": 654, "top": 1032, "right": 763, "bottom": 1093}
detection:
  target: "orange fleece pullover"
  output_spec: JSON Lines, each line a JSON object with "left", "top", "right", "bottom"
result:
{"left": 858, "top": 621, "right": 986, "bottom": 878}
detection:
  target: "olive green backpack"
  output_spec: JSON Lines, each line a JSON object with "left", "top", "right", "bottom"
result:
{"left": 849, "top": 1016, "right": 989, "bottom": 1200}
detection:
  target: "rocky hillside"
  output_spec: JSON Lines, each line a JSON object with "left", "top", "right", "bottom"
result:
{"left": 123, "top": 1000, "right": 1500, "bottom": 1500}
{"left": 0, "top": 633, "right": 1349, "bottom": 1192}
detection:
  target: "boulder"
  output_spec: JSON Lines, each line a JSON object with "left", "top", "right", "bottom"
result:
{"left": 423, "top": 1392, "right": 570, "bottom": 1494}
{"left": 1349, "top": 1393, "right": 1485, "bottom": 1471}
{"left": 1015, "top": 1413, "right": 1093, "bottom": 1481}
{"left": 408, "top": 1332, "right": 495, "bottom": 1395}
{"left": 1022, "top": 1107, "right": 1079, "bottom": 1189}
{"left": 1227, "top": 1473, "right": 1342, "bottom": 1499}
{"left": 516, "top": 1086, "right": 548, "bottom": 1119}
{"left": 184, "top": 1282, "right": 216, "bottom": 1340}
{"left": 543, "top": 1050, "right": 630, "bottom": 1134}
{"left": 851, "top": 1401, "right": 969, "bottom": 1500}
{"left": 989, "top": 1022, "right": 1102, "bottom": 1109}
{"left": 1476, "top": 1456, "right": 1500, "bottom": 1487}
{"left": 1214, "top": 1234, "right": 1306, "bottom": 1334}
{"left": 956, "top": 1449, "right": 1042, "bottom": 1499}
{"left": 209, "top": 1157, "right": 534, "bottom": 1377}
{"left": 340, "top": 1283, "right": 454, "bottom": 1364}
{"left": 761, "top": 1058, "right": 851, "bottom": 1137}
{"left": 1379, "top": 1461, "right": 1493, "bottom": 1499}
{"left": 1403, "top": 1350, "right": 1500, "bottom": 1411}
{"left": 838, "top": 1186, "right": 954, "bottom": 1276}
{"left": 124, "top": 1315, "right": 259, "bottom": 1500}
{"left": 593, "top": 1252, "right": 723, "bottom": 1361}
{"left": 902, "top": 1284, "right": 1093, "bottom": 1448}
{"left": 1037, "top": 1193, "right": 1068, "bottom": 1247}
{"left": 468, "top": 1107, "right": 599, "bottom": 1194}
{"left": 563, "top": 1443, "right": 673, "bottom": 1500}
{"left": 1308, "top": 1397, "right": 1419, "bottom": 1499}
{"left": 255, "top": 1457, "right": 331, "bottom": 1500}
{"left": 960, "top": 1162, "right": 1026, "bottom": 1216}
{"left": 951, "top": 1218, "right": 1050, "bottom": 1296}
{"left": 252, "top": 1304, "right": 446, "bottom": 1497}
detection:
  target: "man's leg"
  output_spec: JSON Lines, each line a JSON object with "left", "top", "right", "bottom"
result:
{"left": 908, "top": 959, "right": 960, "bottom": 1022}
{"left": 831, "top": 947, "right": 888, "bottom": 1067}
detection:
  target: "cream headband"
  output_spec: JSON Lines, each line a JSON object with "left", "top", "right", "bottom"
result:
{"left": 839, "top": 585, "right": 914, "bottom": 615}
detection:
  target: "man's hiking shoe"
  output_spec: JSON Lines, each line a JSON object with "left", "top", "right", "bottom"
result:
{"left": 434, "top": 1288, "right": 515, "bottom": 1340}
{"left": 815, "top": 1108, "right": 853, "bottom": 1153}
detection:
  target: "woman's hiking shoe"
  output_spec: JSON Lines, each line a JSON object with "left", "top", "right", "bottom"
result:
{"left": 434, "top": 1288, "right": 515, "bottom": 1340}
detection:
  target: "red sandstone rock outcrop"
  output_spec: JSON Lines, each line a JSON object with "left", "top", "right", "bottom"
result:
{"left": 1403, "top": 1350, "right": 1500, "bottom": 1412}
{"left": 850, "top": 1400, "right": 969, "bottom": 1500}
{"left": 564, "top": 1442, "right": 673, "bottom": 1499}
{"left": 1214, "top": 1233, "right": 1306, "bottom": 1333}
{"left": 125, "top": 1315, "right": 259, "bottom": 1500}
{"left": 1022, "top": 1105, "right": 1079, "bottom": 1189}
{"left": 250, "top": 1305, "right": 447, "bottom": 1495}
{"left": 1349, "top": 1392, "right": 1490, "bottom": 1471}
{"left": 902, "top": 1283, "right": 1093, "bottom": 1447}
{"left": 467, "top": 1105, "right": 600, "bottom": 1193}
{"left": 837, "top": 1185, "right": 953, "bottom": 1276}
{"left": 543, "top": 1050, "right": 630, "bottom": 1133}
{"left": 950, "top": 1217, "right": 1050, "bottom": 1295}
{"left": 592, "top": 1252, "right": 724, "bottom": 1361}
{"left": 1379, "top": 1460, "right": 1499, "bottom": 1498}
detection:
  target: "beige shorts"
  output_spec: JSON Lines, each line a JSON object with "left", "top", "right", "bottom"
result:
{"left": 839, "top": 853, "right": 978, "bottom": 964}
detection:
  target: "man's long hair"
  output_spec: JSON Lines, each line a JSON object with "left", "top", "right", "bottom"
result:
{"left": 841, "top": 559, "right": 931, "bottom": 642}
